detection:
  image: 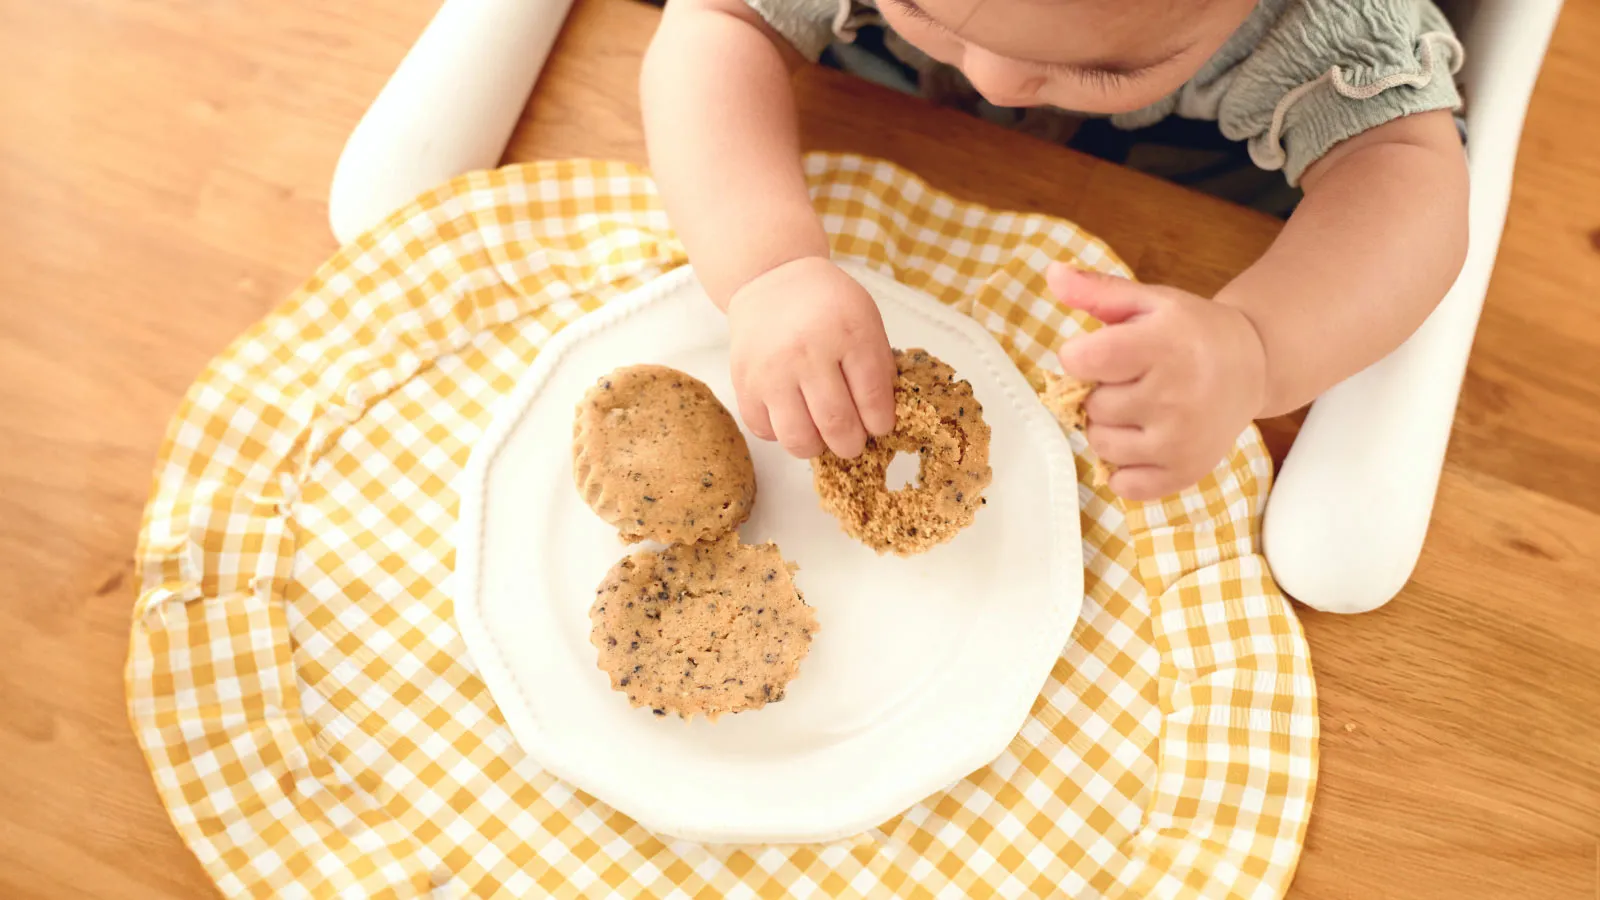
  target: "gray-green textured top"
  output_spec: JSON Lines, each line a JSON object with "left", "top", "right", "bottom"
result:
{"left": 745, "top": 0, "right": 1464, "bottom": 184}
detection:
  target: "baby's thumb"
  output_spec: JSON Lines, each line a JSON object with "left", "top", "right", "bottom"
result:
{"left": 1046, "top": 263, "right": 1150, "bottom": 325}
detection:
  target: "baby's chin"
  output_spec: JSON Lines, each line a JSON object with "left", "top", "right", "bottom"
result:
{"left": 940, "top": 65, "right": 1199, "bottom": 116}
{"left": 1034, "top": 74, "right": 1199, "bottom": 116}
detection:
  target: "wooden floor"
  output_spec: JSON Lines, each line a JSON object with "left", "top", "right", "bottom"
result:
{"left": 0, "top": 0, "right": 1596, "bottom": 897}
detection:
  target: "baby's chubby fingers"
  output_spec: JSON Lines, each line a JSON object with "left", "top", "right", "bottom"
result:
{"left": 768, "top": 385, "right": 828, "bottom": 459}
{"left": 1048, "top": 267, "right": 1171, "bottom": 385}
{"left": 802, "top": 367, "right": 870, "bottom": 458}
{"left": 1047, "top": 263, "right": 1157, "bottom": 325}
{"left": 1085, "top": 422, "right": 1160, "bottom": 467}
{"left": 735, "top": 386, "right": 776, "bottom": 442}
{"left": 1081, "top": 383, "right": 1149, "bottom": 427}
{"left": 1106, "top": 466, "right": 1187, "bottom": 502}
{"left": 841, "top": 341, "right": 897, "bottom": 437}
{"left": 1057, "top": 323, "right": 1161, "bottom": 385}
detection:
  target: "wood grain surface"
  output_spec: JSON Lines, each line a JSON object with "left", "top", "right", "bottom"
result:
{"left": 0, "top": 0, "right": 1595, "bottom": 897}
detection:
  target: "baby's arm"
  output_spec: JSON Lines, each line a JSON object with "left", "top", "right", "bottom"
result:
{"left": 1052, "top": 109, "right": 1468, "bottom": 500}
{"left": 1217, "top": 109, "right": 1470, "bottom": 415}
{"left": 641, "top": 0, "right": 822, "bottom": 305}
{"left": 641, "top": 0, "right": 896, "bottom": 458}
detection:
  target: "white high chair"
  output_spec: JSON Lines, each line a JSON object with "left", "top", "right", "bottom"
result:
{"left": 329, "top": 0, "right": 1564, "bottom": 614}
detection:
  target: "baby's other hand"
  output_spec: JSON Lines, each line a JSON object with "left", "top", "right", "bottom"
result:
{"left": 728, "top": 257, "right": 896, "bottom": 458}
{"left": 1047, "top": 263, "right": 1267, "bottom": 501}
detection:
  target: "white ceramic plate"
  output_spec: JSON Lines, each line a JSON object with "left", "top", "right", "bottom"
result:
{"left": 455, "top": 262, "right": 1084, "bottom": 843}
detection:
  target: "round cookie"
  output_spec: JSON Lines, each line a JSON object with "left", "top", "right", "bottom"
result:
{"left": 812, "top": 348, "right": 992, "bottom": 556}
{"left": 573, "top": 365, "right": 756, "bottom": 544}
{"left": 590, "top": 535, "right": 818, "bottom": 720}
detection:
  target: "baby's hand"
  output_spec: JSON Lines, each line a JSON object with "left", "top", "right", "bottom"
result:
{"left": 727, "top": 257, "right": 897, "bottom": 458}
{"left": 1047, "top": 263, "right": 1267, "bottom": 501}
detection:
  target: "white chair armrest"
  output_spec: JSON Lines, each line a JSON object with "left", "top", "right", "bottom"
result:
{"left": 1263, "top": 0, "right": 1564, "bottom": 613}
{"left": 328, "top": 0, "right": 577, "bottom": 245}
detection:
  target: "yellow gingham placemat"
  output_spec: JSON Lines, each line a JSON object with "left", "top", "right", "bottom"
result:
{"left": 128, "top": 155, "right": 1317, "bottom": 899}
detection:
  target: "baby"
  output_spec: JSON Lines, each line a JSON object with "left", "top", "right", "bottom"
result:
{"left": 641, "top": 0, "right": 1469, "bottom": 500}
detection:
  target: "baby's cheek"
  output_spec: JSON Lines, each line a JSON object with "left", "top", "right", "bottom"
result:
{"left": 921, "top": 37, "right": 965, "bottom": 69}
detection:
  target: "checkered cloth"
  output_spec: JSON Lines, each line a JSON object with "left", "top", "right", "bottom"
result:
{"left": 128, "top": 155, "right": 1318, "bottom": 899}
